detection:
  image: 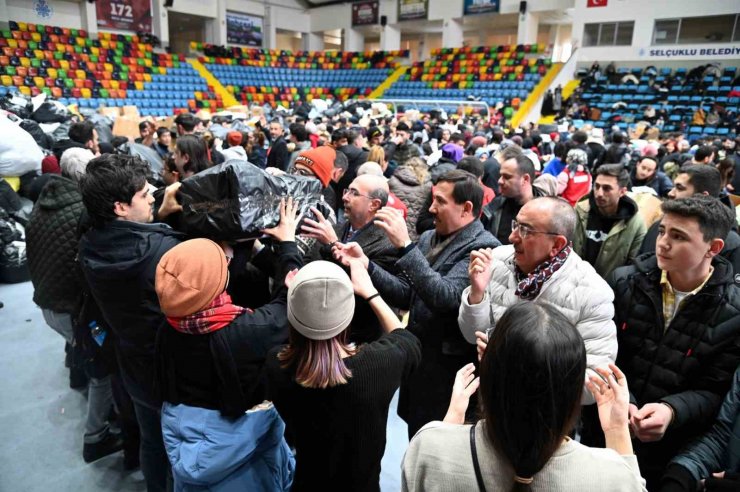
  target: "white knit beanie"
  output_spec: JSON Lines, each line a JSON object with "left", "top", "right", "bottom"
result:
{"left": 287, "top": 261, "right": 355, "bottom": 340}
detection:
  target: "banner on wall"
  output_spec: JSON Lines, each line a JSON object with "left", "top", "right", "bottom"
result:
{"left": 639, "top": 45, "right": 740, "bottom": 58}
{"left": 398, "top": 0, "right": 428, "bottom": 22}
{"left": 352, "top": 1, "right": 379, "bottom": 26}
{"left": 226, "top": 12, "right": 263, "bottom": 47}
{"left": 463, "top": 0, "right": 500, "bottom": 15}
{"left": 96, "top": 0, "right": 152, "bottom": 33}
{"left": 587, "top": 0, "right": 608, "bottom": 7}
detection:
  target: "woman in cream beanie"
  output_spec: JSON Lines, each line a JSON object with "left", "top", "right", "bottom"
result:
{"left": 155, "top": 198, "right": 302, "bottom": 492}
{"left": 265, "top": 258, "right": 422, "bottom": 492}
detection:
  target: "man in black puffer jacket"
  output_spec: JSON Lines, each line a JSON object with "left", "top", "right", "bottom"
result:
{"left": 609, "top": 196, "right": 740, "bottom": 490}
{"left": 78, "top": 154, "right": 183, "bottom": 492}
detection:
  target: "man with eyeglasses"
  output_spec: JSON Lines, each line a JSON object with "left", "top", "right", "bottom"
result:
{"left": 459, "top": 196, "right": 617, "bottom": 405}
{"left": 333, "top": 170, "right": 499, "bottom": 437}
{"left": 301, "top": 174, "right": 400, "bottom": 343}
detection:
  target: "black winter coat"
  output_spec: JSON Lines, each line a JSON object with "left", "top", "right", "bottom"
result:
{"left": 314, "top": 221, "right": 400, "bottom": 344}
{"left": 79, "top": 220, "right": 184, "bottom": 407}
{"left": 157, "top": 241, "right": 302, "bottom": 418}
{"left": 369, "top": 220, "right": 499, "bottom": 436}
{"left": 610, "top": 254, "right": 740, "bottom": 479}
{"left": 26, "top": 176, "right": 85, "bottom": 314}
{"left": 336, "top": 144, "right": 369, "bottom": 194}
{"left": 266, "top": 137, "right": 291, "bottom": 172}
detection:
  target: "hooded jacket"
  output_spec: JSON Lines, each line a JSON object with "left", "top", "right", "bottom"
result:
{"left": 574, "top": 195, "right": 646, "bottom": 279}
{"left": 79, "top": 220, "right": 184, "bottom": 407}
{"left": 26, "top": 176, "right": 85, "bottom": 314}
{"left": 162, "top": 402, "right": 294, "bottom": 492}
{"left": 389, "top": 166, "right": 432, "bottom": 241}
{"left": 610, "top": 254, "right": 740, "bottom": 479}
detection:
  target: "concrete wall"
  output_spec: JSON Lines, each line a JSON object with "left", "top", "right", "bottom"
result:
{"left": 6, "top": 0, "right": 84, "bottom": 29}
{"left": 571, "top": 0, "right": 740, "bottom": 63}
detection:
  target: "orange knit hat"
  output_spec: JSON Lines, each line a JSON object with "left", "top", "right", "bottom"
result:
{"left": 294, "top": 145, "right": 336, "bottom": 188}
{"left": 155, "top": 238, "right": 229, "bottom": 317}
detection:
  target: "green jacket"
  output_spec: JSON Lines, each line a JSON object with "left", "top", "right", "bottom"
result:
{"left": 573, "top": 197, "right": 646, "bottom": 279}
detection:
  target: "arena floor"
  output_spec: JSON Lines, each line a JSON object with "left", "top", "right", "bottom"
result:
{"left": 0, "top": 280, "right": 408, "bottom": 491}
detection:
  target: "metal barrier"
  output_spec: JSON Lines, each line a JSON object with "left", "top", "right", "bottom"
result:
{"left": 365, "top": 98, "right": 490, "bottom": 116}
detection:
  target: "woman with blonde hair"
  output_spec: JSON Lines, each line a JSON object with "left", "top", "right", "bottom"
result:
{"left": 389, "top": 156, "right": 432, "bottom": 240}
{"left": 266, "top": 259, "right": 421, "bottom": 491}
{"left": 367, "top": 145, "right": 387, "bottom": 172}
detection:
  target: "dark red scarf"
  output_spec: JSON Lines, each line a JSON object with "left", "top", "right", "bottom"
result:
{"left": 167, "top": 291, "right": 249, "bottom": 335}
{"left": 515, "top": 244, "right": 572, "bottom": 300}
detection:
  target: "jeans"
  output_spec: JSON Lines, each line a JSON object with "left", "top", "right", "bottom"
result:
{"left": 42, "top": 308, "right": 114, "bottom": 444}
{"left": 132, "top": 399, "right": 172, "bottom": 492}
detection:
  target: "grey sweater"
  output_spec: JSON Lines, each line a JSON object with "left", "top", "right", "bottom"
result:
{"left": 402, "top": 421, "right": 647, "bottom": 492}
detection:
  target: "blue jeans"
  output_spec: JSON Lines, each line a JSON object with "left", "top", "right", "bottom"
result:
{"left": 132, "top": 399, "right": 172, "bottom": 492}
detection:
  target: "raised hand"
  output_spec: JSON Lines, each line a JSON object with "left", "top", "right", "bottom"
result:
{"left": 587, "top": 364, "right": 630, "bottom": 435}
{"left": 374, "top": 206, "right": 410, "bottom": 248}
{"left": 349, "top": 260, "right": 375, "bottom": 299}
{"left": 467, "top": 248, "right": 495, "bottom": 305}
{"left": 332, "top": 241, "right": 369, "bottom": 269}
{"left": 261, "top": 197, "right": 299, "bottom": 243}
{"left": 443, "top": 363, "right": 480, "bottom": 424}
{"left": 300, "top": 206, "right": 338, "bottom": 245}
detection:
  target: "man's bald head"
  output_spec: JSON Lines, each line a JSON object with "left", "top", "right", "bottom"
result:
{"left": 344, "top": 174, "right": 388, "bottom": 229}
{"left": 357, "top": 161, "right": 384, "bottom": 176}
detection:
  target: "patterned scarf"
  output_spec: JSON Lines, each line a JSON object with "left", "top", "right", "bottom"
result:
{"left": 514, "top": 244, "right": 572, "bottom": 300}
{"left": 167, "top": 291, "right": 249, "bottom": 335}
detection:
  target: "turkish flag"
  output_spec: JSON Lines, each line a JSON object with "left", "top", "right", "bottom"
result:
{"left": 587, "top": 0, "right": 607, "bottom": 6}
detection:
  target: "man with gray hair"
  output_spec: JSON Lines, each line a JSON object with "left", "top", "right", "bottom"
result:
{"left": 25, "top": 146, "right": 123, "bottom": 464}
{"left": 356, "top": 161, "right": 408, "bottom": 219}
{"left": 302, "top": 173, "right": 401, "bottom": 343}
{"left": 459, "top": 196, "right": 617, "bottom": 405}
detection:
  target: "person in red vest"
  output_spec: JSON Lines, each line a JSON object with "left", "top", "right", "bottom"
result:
{"left": 557, "top": 148, "right": 592, "bottom": 207}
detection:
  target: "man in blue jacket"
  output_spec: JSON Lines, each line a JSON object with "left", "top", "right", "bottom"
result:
{"left": 78, "top": 154, "right": 183, "bottom": 492}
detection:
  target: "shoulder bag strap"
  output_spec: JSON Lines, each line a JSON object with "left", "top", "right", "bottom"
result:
{"left": 470, "top": 423, "right": 487, "bottom": 492}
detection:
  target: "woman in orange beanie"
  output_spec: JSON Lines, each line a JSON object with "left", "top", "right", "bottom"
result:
{"left": 155, "top": 198, "right": 302, "bottom": 492}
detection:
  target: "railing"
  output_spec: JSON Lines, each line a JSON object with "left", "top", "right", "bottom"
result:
{"left": 365, "top": 98, "right": 490, "bottom": 116}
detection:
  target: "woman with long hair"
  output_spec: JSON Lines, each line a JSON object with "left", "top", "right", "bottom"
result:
{"left": 173, "top": 134, "right": 211, "bottom": 178}
{"left": 402, "top": 303, "right": 646, "bottom": 491}
{"left": 266, "top": 259, "right": 421, "bottom": 491}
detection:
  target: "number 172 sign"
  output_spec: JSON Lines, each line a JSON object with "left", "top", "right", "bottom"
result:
{"left": 96, "top": 0, "right": 153, "bottom": 33}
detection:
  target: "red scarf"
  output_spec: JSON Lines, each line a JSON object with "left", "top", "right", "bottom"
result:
{"left": 167, "top": 292, "right": 249, "bottom": 335}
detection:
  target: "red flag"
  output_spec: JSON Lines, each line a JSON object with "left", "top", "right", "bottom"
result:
{"left": 587, "top": 0, "right": 607, "bottom": 6}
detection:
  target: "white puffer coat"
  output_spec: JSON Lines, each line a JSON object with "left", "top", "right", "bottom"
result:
{"left": 458, "top": 245, "right": 618, "bottom": 404}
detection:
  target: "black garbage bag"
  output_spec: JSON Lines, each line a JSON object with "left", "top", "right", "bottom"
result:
{"left": 0, "top": 93, "right": 32, "bottom": 119}
{"left": 178, "top": 159, "right": 324, "bottom": 240}
{"left": 32, "top": 100, "right": 71, "bottom": 124}
{"left": 20, "top": 119, "right": 53, "bottom": 149}
{"left": 50, "top": 120, "right": 72, "bottom": 143}
{"left": 87, "top": 113, "right": 114, "bottom": 144}
{"left": 0, "top": 206, "right": 30, "bottom": 283}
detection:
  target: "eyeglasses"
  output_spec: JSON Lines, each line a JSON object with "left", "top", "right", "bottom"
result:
{"left": 511, "top": 219, "right": 560, "bottom": 239}
{"left": 292, "top": 167, "right": 315, "bottom": 177}
{"left": 342, "top": 188, "right": 371, "bottom": 199}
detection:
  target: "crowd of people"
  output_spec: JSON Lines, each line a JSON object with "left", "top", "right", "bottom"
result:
{"left": 8, "top": 99, "right": 740, "bottom": 492}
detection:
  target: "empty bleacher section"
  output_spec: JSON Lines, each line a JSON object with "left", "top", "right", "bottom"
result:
{"left": 195, "top": 43, "right": 409, "bottom": 108}
{"left": 571, "top": 64, "right": 739, "bottom": 139}
{"left": 0, "top": 21, "right": 223, "bottom": 116}
{"left": 383, "top": 44, "right": 552, "bottom": 120}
